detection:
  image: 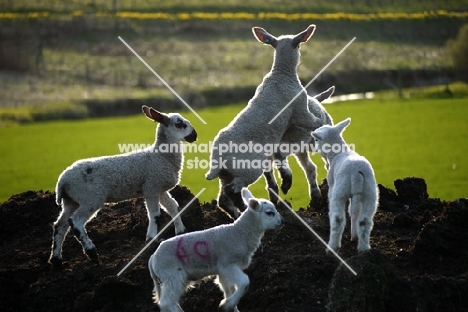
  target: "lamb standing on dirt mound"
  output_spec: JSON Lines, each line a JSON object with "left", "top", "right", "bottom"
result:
{"left": 49, "top": 106, "right": 197, "bottom": 267}
{"left": 148, "top": 188, "right": 284, "bottom": 312}
{"left": 264, "top": 86, "right": 335, "bottom": 203}
{"left": 311, "top": 118, "right": 378, "bottom": 253}
{"left": 206, "top": 25, "right": 323, "bottom": 218}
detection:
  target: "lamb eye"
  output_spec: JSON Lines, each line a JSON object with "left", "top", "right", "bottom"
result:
{"left": 175, "top": 118, "right": 187, "bottom": 129}
{"left": 266, "top": 211, "right": 275, "bottom": 217}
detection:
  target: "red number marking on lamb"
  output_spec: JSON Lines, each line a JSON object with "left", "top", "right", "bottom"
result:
{"left": 194, "top": 241, "right": 210, "bottom": 261}
{"left": 175, "top": 237, "right": 190, "bottom": 264}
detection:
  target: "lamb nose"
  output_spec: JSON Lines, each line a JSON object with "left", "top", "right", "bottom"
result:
{"left": 185, "top": 130, "right": 197, "bottom": 142}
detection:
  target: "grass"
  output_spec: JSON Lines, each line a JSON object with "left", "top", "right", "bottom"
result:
{"left": 1, "top": 0, "right": 468, "bottom": 206}
{"left": 1, "top": 96, "right": 467, "bottom": 208}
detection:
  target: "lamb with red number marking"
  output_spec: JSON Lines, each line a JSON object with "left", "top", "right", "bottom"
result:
{"left": 148, "top": 188, "right": 283, "bottom": 312}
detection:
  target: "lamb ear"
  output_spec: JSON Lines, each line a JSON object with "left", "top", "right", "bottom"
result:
{"left": 248, "top": 198, "right": 261, "bottom": 211}
{"left": 313, "top": 86, "right": 335, "bottom": 102}
{"left": 142, "top": 105, "right": 171, "bottom": 127}
{"left": 292, "top": 24, "right": 316, "bottom": 48}
{"left": 311, "top": 131, "right": 322, "bottom": 141}
{"left": 241, "top": 187, "right": 254, "bottom": 206}
{"left": 252, "top": 27, "right": 277, "bottom": 48}
{"left": 335, "top": 118, "right": 351, "bottom": 133}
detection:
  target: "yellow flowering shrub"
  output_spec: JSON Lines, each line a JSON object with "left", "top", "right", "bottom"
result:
{"left": 0, "top": 10, "right": 467, "bottom": 21}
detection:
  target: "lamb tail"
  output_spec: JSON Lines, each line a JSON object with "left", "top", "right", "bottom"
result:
{"left": 152, "top": 279, "right": 162, "bottom": 304}
{"left": 55, "top": 179, "right": 66, "bottom": 206}
{"left": 148, "top": 255, "right": 162, "bottom": 303}
{"left": 350, "top": 171, "right": 365, "bottom": 214}
{"left": 351, "top": 171, "right": 365, "bottom": 195}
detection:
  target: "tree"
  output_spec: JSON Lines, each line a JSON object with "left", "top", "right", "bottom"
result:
{"left": 446, "top": 24, "right": 468, "bottom": 81}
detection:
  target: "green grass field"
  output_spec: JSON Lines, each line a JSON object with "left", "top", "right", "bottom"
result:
{"left": 1, "top": 96, "right": 467, "bottom": 208}
{"left": 2, "top": 0, "right": 467, "bottom": 208}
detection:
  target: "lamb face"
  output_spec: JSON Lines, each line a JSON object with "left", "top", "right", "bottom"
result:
{"left": 252, "top": 199, "right": 284, "bottom": 231}
{"left": 143, "top": 106, "right": 197, "bottom": 143}
{"left": 169, "top": 113, "right": 198, "bottom": 143}
{"left": 311, "top": 118, "right": 351, "bottom": 158}
{"left": 241, "top": 188, "right": 284, "bottom": 231}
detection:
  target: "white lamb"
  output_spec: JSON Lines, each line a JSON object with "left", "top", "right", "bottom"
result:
{"left": 263, "top": 86, "right": 335, "bottom": 204}
{"left": 311, "top": 118, "right": 378, "bottom": 253}
{"left": 206, "top": 25, "right": 323, "bottom": 218}
{"left": 49, "top": 105, "right": 197, "bottom": 267}
{"left": 148, "top": 188, "right": 283, "bottom": 312}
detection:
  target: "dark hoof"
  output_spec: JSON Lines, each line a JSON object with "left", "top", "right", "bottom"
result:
{"left": 267, "top": 187, "right": 280, "bottom": 205}
{"left": 175, "top": 228, "right": 187, "bottom": 236}
{"left": 311, "top": 190, "right": 322, "bottom": 199}
{"left": 85, "top": 248, "right": 100, "bottom": 264}
{"left": 267, "top": 193, "right": 279, "bottom": 206}
{"left": 147, "top": 238, "right": 165, "bottom": 247}
{"left": 221, "top": 207, "right": 240, "bottom": 220}
{"left": 49, "top": 256, "right": 64, "bottom": 269}
{"left": 280, "top": 179, "right": 292, "bottom": 194}
{"left": 325, "top": 247, "right": 340, "bottom": 256}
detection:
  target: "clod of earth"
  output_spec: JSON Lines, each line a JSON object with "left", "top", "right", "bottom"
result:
{"left": 0, "top": 178, "right": 467, "bottom": 312}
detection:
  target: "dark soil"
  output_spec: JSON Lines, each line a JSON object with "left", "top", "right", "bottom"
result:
{"left": 0, "top": 177, "right": 467, "bottom": 312}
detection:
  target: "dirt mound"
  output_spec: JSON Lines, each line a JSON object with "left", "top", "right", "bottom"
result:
{"left": 0, "top": 178, "right": 467, "bottom": 312}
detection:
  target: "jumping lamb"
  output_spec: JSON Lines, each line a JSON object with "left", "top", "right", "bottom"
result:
{"left": 311, "top": 118, "right": 378, "bottom": 253}
{"left": 263, "top": 86, "right": 335, "bottom": 203}
{"left": 148, "top": 187, "right": 283, "bottom": 312}
{"left": 206, "top": 25, "right": 323, "bottom": 219}
{"left": 49, "top": 106, "right": 197, "bottom": 266}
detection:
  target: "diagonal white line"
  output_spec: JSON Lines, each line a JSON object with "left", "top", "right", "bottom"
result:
{"left": 269, "top": 188, "right": 358, "bottom": 276}
{"left": 117, "top": 188, "right": 206, "bottom": 276}
{"left": 268, "top": 37, "right": 356, "bottom": 124}
{"left": 118, "top": 36, "right": 207, "bottom": 125}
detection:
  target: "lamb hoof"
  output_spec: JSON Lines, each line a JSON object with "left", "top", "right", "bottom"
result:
{"left": 326, "top": 245, "right": 340, "bottom": 255}
{"left": 358, "top": 246, "right": 371, "bottom": 254}
{"left": 311, "top": 188, "right": 322, "bottom": 199}
{"left": 226, "top": 209, "right": 240, "bottom": 220}
{"left": 85, "top": 248, "right": 100, "bottom": 264}
{"left": 175, "top": 228, "right": 187, "bottom": 236}
{"left": 280, "top": 179, "right": 292, "bottom": 194}
{"left": 267, "top": 194, "right": 278, "bottom": 206}
{"left": 219, "top": 300, "right": 237, "bottom": 312}
{"left": 49, "top": 256, "right": 64, "bottom": 269}
{"left": 146, "top": 237, "right": 165, "bottom": 245}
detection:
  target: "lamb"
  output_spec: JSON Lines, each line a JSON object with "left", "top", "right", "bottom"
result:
{"left": 49, "top": 105, "right": 197, "bottom": 267}
{"left": 206, "top": 25, "right": 323, "bottom": 219}
{"left": 148, "top": 188, "right": 283, "bottom": 312}
{"left": 311, "top": 118, "right": 378, "bottom": 253}
{"left": 263, "top": 86, "right": 335, "bottom": 204}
